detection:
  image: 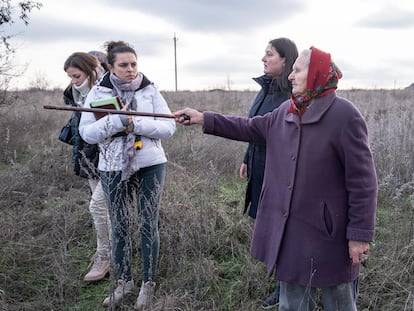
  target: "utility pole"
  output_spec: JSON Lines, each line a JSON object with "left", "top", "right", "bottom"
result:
{"left": 173, "top": 33, "right": 178, "bottom": 91}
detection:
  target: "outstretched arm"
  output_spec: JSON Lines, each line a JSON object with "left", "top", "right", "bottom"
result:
{"left": 174, "top": 108, "right": 204, "bottom": 125}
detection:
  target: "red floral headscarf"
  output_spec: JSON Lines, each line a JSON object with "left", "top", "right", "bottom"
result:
{"left": 288, "top": 46, "right": 342, "bottom": 116}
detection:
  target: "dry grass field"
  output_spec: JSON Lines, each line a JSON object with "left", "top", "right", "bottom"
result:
{"left": 0, "top": 88, "right": 413, "bottom": 310}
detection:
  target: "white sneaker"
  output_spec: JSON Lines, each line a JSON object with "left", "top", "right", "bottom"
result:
{"left": 134, "top": 281, "right": 156, "bottom": 310}
{"left": 102, "top": 279, "right": 134, "bottom": 308}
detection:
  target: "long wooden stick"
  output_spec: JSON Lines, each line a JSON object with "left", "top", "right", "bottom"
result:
{"left": 43, "top": 104, "right": 177, "bottom": 119}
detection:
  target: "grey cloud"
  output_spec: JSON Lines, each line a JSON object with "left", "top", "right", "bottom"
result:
{"left": 6, "top": 1, "right": 306, "bottom": 57}
{"left": 357, "top": 6, "right": 414, "bottom": 29}
{"left": 8, "top": 19, "right": 108, "bottom": 41}
{"left": 7, "top": 17, "right": 169, "bottom": 55}
{"left": 336, "top": 59, "right": 382, "bottom": 82}
{"left": 181, "top": 53, "right": 260, "bottom": 78}
{"left": 99, "top": 0, "right": 305, "bottom": 32}
{"left": 336, "top": 57, "right": 414, "bottom": 88}
{"left": 176, "top": 55, "right": 263, "bottom": 90}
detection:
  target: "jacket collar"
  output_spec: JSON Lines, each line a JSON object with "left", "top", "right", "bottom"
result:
{"left": 285, "top": 91, "right": 337, "bottom": 125}
{"left": 253, "top": 75, "right": 274, "bottom": 93}
{"left": 99, "top": 72, "right": 152, "bottom": 91}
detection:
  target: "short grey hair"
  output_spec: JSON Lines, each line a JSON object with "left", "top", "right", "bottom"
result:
{"left": 300, "top": 49, "right": 311, "bottom": 67}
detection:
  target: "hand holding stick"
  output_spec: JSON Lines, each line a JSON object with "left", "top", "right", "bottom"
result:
{"left": 174, "top": 108, "right": 203, "bottom": 125}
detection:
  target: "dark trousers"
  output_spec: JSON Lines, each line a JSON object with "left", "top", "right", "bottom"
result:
{"left": 101, "top": 163, "right": 166, "bottom": 282}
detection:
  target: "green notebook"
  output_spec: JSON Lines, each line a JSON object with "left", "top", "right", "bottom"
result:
{"left": 90, "top": 97, "right": 123, "bottom": 119}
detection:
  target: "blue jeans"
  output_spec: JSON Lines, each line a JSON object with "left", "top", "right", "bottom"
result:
{"left": 279, "top": 279, "right": 359, "bottom": 311}
{"left": 101, "top": 163, "right": 166, "bottom": 283}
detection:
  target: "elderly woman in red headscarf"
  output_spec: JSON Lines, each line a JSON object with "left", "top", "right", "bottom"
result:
{"left": 174, "top": 46, "right": 378, "bottom": 310}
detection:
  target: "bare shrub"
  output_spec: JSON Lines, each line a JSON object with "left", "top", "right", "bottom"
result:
{"left": 339, "top": 89, "right": 414, "bottom": 195}
{"left": 0, "top": 89, "right": 412, "bottom": 310}
{"left": 154, "top": 161, "right": 271, "bottom": 310}
{"left": 163, "top": 90, "right": 255, "bottom": 176}
{"left": 28, "top": 72, "right": 50, "bottom": 91}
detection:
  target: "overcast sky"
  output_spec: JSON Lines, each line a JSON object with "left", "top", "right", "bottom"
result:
{"left": 6, "top": 0, "right": 414, "bottom": 91}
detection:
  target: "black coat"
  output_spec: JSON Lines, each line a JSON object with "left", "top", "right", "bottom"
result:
{"left": 63, "top": 87, "right": 99, "bottom": 179}
{"left": 243, "top": 75, "right": 290, "bottom": 218}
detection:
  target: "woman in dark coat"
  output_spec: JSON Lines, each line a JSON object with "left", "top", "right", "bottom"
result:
{"left": 241, "top": 37, "right": 298, "bottom": 219}
{"left": 175, "top": 47, "right": 378, "bottom": 311}
{"left": 239, "top": 37, "right": 297, "bottom": 309}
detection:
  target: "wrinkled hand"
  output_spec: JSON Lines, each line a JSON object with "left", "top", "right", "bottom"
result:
{"left": 349, "top": 240, "right": 370, "bottom": 265}
{"left": 239, "top": 163, "right": 247, "bottom": 179}
{"left": 174, "top": 108, "right": 204, "bottom": 125}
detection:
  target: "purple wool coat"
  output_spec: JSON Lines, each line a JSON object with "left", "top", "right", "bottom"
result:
{"left": 203, "top": 92, "right": 378, "bottom": 287}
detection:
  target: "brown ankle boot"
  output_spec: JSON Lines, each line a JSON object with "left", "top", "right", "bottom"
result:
{"left": 84, "top": 255, "right": 110, "bottom": 282}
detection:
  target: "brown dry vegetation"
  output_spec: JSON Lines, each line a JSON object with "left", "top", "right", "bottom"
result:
{"left": 0, "top": 89, "right": 413, "bottom": 310}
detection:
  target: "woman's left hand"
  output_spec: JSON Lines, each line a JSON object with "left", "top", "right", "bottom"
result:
{"left": 348, "top": 240, "right": 369, "bottom": 265}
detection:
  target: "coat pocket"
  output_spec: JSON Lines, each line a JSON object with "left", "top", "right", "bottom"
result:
{"left": 321, "top": 201, "right": 334, "bottom": 238}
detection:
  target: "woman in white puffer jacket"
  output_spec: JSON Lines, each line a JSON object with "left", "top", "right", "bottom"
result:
{"left": 79, "top": 40, "right": 175, "bottom": 310}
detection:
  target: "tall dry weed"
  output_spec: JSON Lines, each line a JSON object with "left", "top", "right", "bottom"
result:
{"left": 0, "top": 89, "right": 412, "bottom": 310}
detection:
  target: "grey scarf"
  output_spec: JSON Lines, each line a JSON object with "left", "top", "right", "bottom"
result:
{"left": 109, "top": 72, "right": 143, "bottom": 181}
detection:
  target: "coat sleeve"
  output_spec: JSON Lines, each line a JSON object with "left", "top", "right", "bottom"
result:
{"left": 130, "top": 86, "right": 176, "bottom": 139}
{"left": 342, "top": 114, "right": 378, "bottom": 242}
{"left": 78, "top": 89, "right": 125, "bottom": 144}
{"left": 203, "top": 111, "right": 277, "bottom": 144}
